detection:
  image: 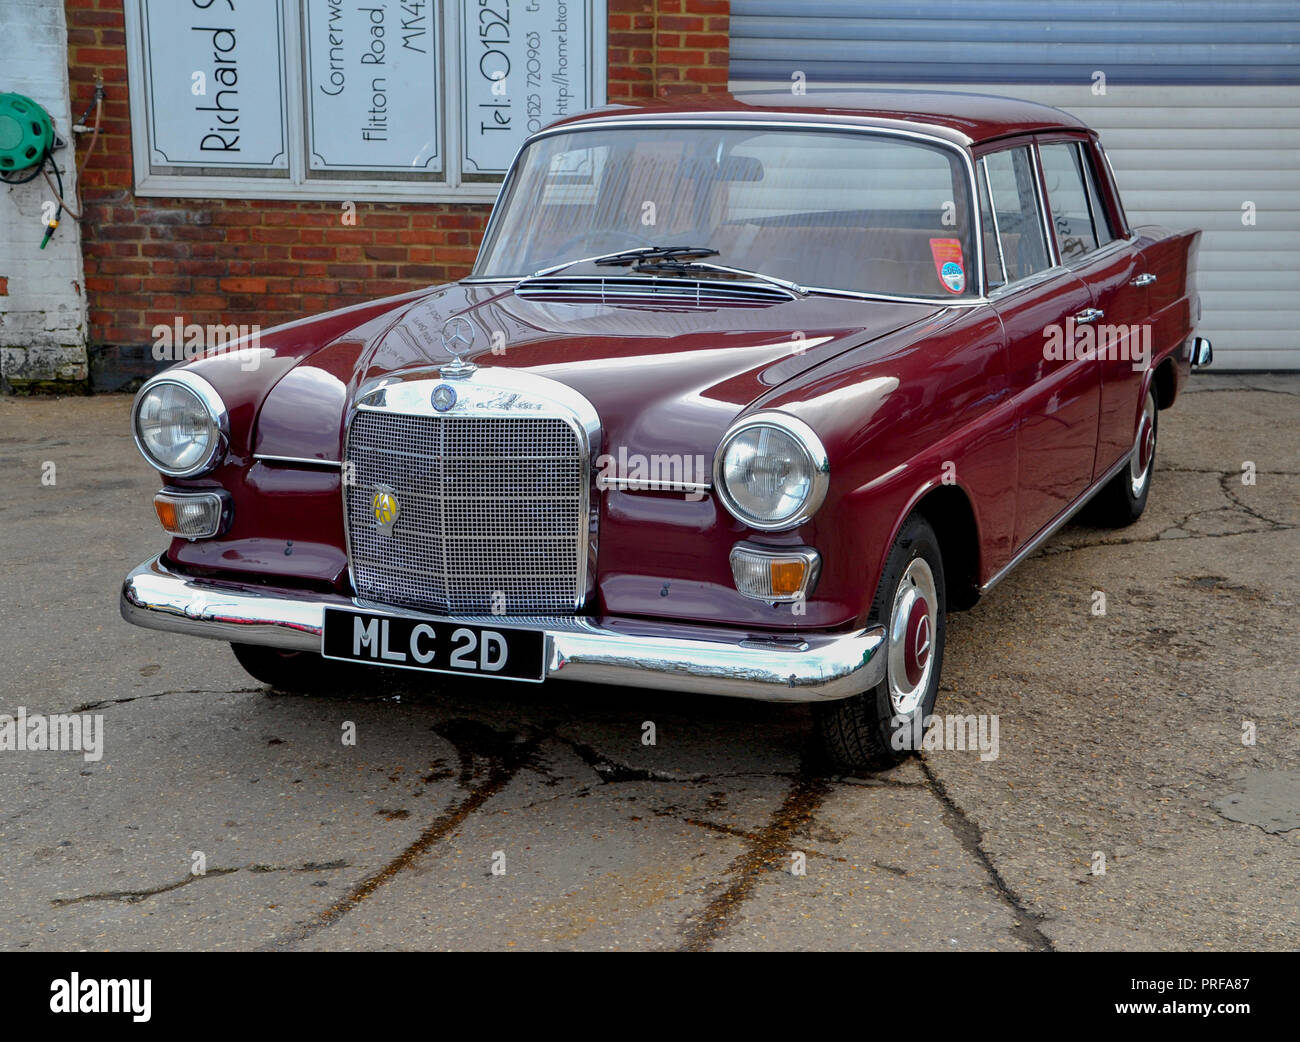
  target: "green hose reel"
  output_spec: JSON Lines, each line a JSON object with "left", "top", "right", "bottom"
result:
{"left": 0, "top": 92, "right": 55, "bottom": 173}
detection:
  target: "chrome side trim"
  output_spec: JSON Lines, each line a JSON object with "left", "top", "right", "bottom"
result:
{"left": 120, "top": 555, "right": 886, "bottom": 703}
{"left": 979, "top": 449, "right": 1134, "bottom": 595}
{"left": 253, "top": 454, "right": 343, "bottom": 468}
{"left": 987, "top": 263, "right": 1069, "bottom": 302}
{"left": 598, "top": 476, "right": 712, "bottom": 494}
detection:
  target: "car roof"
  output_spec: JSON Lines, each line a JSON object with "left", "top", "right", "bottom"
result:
{"left": 545, "top": 89, "right": 1090, "bottom": 148}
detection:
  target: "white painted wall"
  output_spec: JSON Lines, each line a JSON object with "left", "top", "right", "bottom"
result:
{"left": 0, "top": 0, "right": 88, "bottom": 388}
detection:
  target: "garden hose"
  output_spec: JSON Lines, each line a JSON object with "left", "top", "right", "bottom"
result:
{"left": 0, "top": 82, "right": 104, "bottom": 248}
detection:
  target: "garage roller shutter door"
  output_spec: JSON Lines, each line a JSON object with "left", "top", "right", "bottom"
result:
{"left": 730, "top": 0, "right": 1300, "bottom": 370}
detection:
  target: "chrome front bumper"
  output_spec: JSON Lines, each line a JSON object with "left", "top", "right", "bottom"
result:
{"left": 120, "top": 555, "right": 885, "bottom": 703}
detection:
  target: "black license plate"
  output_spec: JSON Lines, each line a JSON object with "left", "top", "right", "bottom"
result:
{"left": 321, "top": 608, "right": 546, "bottom": 683}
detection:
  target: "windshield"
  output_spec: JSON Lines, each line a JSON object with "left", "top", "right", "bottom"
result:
{"left": 473, "top": 125, "right": 978, "bottom": 299}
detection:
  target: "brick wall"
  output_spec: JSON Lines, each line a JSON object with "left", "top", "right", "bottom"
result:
{"left": 610, "top": 0, "right": 730, "bottom": 99}
{"left": 62, "top": 0, "right": 729, "bottom": 391}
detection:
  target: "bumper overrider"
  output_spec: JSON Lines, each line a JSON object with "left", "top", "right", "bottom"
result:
{"left": 120, "top": 555, "right": 886, "bottom": 703}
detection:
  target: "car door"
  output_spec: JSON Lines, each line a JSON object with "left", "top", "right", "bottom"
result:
{"left": 977, "top": 143, "right": 1098, "bottom": 549}
{"left": 1037, "top": 138, "right": 1151, "bottom": 479}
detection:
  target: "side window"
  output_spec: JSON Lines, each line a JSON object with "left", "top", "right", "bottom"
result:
{"left": 1039, "top": 142, "right": 1108, "bottom": 260}
{"left": 980, "top": 146, "right": 1050, "bottom": 286}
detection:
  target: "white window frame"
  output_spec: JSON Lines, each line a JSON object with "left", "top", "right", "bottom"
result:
{"left": 123, "top": 0, "right": 606, "bottom": 203}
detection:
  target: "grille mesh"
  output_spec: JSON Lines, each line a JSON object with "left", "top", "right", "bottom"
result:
{"left": 345, "top": 409, "right": 584, "bottom": 615}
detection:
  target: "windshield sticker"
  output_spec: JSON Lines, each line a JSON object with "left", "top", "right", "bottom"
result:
{"left": 929, "top": 238, "right": 966, "bottom": 295}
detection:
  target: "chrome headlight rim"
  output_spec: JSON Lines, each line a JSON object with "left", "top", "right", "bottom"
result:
{"left": 713, "top": 411, "right": 829, "bottom": 531}
{"left": 131, "top": 370, "right": 229, "bottom": 478}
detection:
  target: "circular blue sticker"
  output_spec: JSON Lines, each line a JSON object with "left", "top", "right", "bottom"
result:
{"left": 940, "top": 261, "right": 965, "bottom": 294}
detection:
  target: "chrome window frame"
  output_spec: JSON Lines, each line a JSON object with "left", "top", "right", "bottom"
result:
{"left": 1077, "top": 141, "right": 1119, "bottom": 249}
{"left": 1030, "top": 142, "right": 1060, "bottom": 268}
{"left": 979, "top": 158, "right": 1008, "bottom": 289}
{"left": 1096, "top": 142, "right": 1132, "bottom": 238}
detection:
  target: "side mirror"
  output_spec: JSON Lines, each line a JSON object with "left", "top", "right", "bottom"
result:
{"left": 1191, "top": 336, "right": 1213, "bottom": 368}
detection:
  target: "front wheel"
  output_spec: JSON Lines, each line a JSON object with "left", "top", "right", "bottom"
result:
{"left": 231, "top": 643, "right": 342, "bottom": 693}
{"left": 1091, "top": 386, "right": 1158, "bottom": 527}
{"left": 815, "top": 513, "right": 946, "bottom": 773}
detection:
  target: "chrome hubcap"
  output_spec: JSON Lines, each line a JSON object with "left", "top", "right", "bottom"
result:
{"left": 887, "top": 558, "right": 938, "bottom": 717}
{"left": 1130, "top": 392, "right": 1157, "bottom": 498}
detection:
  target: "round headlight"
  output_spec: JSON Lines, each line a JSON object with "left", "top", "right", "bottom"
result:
{"left": 714, "top": 412, "right": 828, "bottom": 530}
{"left": 132, "top": 373, "right": 227, "bottom": 477}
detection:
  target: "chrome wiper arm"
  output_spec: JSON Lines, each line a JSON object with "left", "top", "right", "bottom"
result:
{"left": 529, "top": 244, "right": 718, "bottom": 278}
{"left": 593, "top": 245, "right": 719, "bottom": 267}
{"left": 632, "top": 258, "right": 807, "bottom": 297}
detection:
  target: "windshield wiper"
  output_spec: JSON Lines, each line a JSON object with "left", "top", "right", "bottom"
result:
{"left": 525, "top": 245, "right": 805, "bottom": 298}
{"left": 632, "top": 257, "right": 806, "bottom": 297}
{"left": 530, "top": 245, "right": 718, "bottom": 278}
{"left": 594, "top": 245, "right": 719, "bottom": 267}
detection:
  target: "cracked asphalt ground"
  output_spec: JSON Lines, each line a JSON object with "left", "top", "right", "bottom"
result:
{"left": 0, "top": 374, "right": 1296, "bottom": 951}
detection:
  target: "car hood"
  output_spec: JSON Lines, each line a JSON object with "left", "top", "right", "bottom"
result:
{"left": 253, "top": 280, "right": 944, "bottom": 462}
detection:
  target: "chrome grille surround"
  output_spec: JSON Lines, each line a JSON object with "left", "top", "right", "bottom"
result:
{"left": 343, "top": 368, "right": 600, "bottom": 616}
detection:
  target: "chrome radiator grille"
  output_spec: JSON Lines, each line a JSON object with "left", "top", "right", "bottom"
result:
{"left": 345, "top": 409, "right": 585, "bottom": 615}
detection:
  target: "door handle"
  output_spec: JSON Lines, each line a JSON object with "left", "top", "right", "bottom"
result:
{"left": 1132, "top": 273, "right": 1157, "bottom": 287}
{"left": 1073, "top": 307, "right": 1104, "bottom": 324}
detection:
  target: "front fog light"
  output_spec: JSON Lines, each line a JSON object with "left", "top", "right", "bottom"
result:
{"left": 154, "top": 490, "right": 227, "bottom": 539}
{"left": 730, "top": 544, "right": 820, "bottom": 602}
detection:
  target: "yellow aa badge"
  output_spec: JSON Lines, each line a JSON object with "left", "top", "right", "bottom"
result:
{"left": 372, "top": 486, "right": 400, "bottom": 536}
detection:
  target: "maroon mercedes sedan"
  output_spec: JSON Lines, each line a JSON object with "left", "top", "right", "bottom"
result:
{"left": 121, "top": 92, "right": 1212, "bottom": 771}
